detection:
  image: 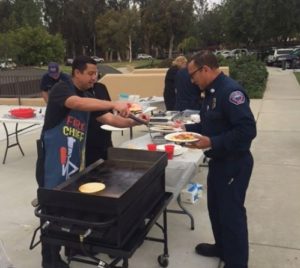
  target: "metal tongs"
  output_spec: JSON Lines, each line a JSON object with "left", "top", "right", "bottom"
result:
{"left": 128, "top": 113, "right": 155, "bottom": 142}
{"left": 128, "top": 113, "right": 149, "bottom": 126}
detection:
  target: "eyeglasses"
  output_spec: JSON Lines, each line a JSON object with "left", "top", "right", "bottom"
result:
{"left": 189, "top": 66, "right": 203, "bottom": 79}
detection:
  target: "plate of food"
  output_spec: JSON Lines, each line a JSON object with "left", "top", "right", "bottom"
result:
{"left": 164, "top": 132, "right": 201, "bottom": 143}
{"left": 128, "top": 103, "right": 142, "bottom": 114}
{"left": 157, "top": 144, "right": 186, "bottom": 156}
{"left": 150, "top": 125, "right": 182, "bottom": 133}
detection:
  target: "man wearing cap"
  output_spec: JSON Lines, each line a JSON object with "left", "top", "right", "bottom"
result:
{"left": 40, "top": 62, "right": 70, "bottom": 102}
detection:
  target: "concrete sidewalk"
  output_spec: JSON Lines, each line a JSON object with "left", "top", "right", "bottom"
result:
{"left": 0, "top": 67, "right": 300, "bottom": 267}
{"left": 248, "top": 67, "right": 300, "bottom": 268}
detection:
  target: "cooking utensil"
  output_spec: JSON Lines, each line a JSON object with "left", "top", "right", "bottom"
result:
{"left": 128, "top": 113, "right": 149, "bottom": 126}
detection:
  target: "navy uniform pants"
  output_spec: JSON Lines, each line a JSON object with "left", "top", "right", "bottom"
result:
{"left": 207, "top": 152, "right": 253, "bottom": 268}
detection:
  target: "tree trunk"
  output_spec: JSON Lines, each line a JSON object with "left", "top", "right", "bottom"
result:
{"left": 168, "top": 34, "right": 175, "bottom": 59}
{"left": 128, "top": 34, "right": 132, "bottom": 63}
{"left": 155, "top": 47, "right": 159, "bottom": 58}
{"left": 144, "top": 34, "right": 150, "bottom": 54}
{"left": 117, "top": 51, "right": 122, "bottom": 62}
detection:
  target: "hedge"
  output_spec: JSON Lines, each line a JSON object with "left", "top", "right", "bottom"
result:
{"left": 218, "top": 56, "right": 268, "bottom": 99}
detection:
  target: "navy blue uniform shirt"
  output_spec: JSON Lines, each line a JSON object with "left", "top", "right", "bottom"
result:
{"left": 40, "top": 72, "right": 70, "bottom": 92}
{"left": 175, "top": 68, "right": 202, "bottom": 111}
{"left": 186, "top": 72, "right": 256, "bottom": 159}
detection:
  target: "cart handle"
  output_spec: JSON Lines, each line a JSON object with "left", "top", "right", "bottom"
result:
{"left": 34, "top": 206, "right": 117, "bottom": 228}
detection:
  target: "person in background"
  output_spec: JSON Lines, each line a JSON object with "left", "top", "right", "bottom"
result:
{"left": 85, "top": 81, "right": 149, "bottom": 166}
{"left": 185, "top": 51, "right": 256, "bottom": 268}
{"left": 163, "top": 55, "right": 187, "bottom": 110}
{"left": 36, "top": 56, "right": 135, "bottom": 268}
{"left": 175, "top": 67, "right": 202, "bottom": 111}
{"left": 40, "top": 62, "right": 70, "bottom": 103}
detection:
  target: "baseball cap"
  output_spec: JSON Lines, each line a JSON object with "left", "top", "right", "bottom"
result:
{"left": 48, "top": 62, "right": 60, "bottom": 78}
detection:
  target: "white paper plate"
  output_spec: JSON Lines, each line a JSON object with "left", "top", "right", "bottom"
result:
{"left": 157, "top": 144, "right": 186, "bottom": 156}
{"left": 164, "top": 132, "right": 201, "bottom": 143}
{"left": 150, "top": 125, "right": 182, "bottom": 133}
{"left": 101, "top": 124, "right": 128, "bottom": 131}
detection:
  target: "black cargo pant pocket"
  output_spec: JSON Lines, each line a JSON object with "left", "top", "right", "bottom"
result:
{"left": 35, "top": 139, "right": 45, "bottom": 187}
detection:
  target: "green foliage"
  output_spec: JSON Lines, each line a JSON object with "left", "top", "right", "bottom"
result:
{"left": 134, "top": 59, "right": 162, "bottom": 69}
{"left": 156, "top": 59, "right": 173, "bottom": 68}
{"left": 141, "top": 0, "right": 195, "bottom": 57}
{"left": 0, "top": 0, "right": 42, "bottom": 32}
{"left": 223, "top": 0, "right": 300, "bottom": 46}
{"left": 95, "top": 7, "right": 140, "bottom": 61}
{"left": 7, "top": 26, "right": 65, "bottom": 65}
{"left": 177, "top": 37, "right": 199, "bottom": 54}
{"left": 218, "top": 56, "right": 268, "bottom": 98}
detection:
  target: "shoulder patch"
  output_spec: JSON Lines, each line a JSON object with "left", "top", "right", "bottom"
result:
{"left": 229, "top": 91, "right": 245, "bottom": 105}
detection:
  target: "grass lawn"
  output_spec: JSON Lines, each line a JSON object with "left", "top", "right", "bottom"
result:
{"left": 294, "top": 72, "right": 300, "bottom": 85}
{"left": 107, "top": 59, "right": 162, "bottom": 69}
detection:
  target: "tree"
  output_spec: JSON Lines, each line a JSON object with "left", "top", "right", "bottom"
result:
{"left": 119, "top": 7, "right": 140, "bottom": 62}
{"left": 177, "top": 36, "right": 199, "bottom": 54}
{"left": 43, "top": 0, "right": 106, "bottom": 57}
{"left": 9, "top": 26, "right": 65, "bottom": 65}
{"left": 197, "top": 4, "right": 227, "bottom": 48}
{"left": 95, "top": 9, "right": 125, "bottom": 61}
{"left": 0, "top": 0, "right": 42, "bottom": 32}
{"left": 223, "top": 0, "right": 300, "bottom": 47}
{"left": 141, "top": 0, "right": 195, "bottom": 58}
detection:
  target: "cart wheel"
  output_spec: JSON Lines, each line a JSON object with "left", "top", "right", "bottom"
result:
{"left": 157, "top": 254, "right": 169, "bottom": 267}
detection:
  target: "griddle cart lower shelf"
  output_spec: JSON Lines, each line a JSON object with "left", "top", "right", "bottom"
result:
{"left": 31, "top": 192, "right": 173, "bottom": 268}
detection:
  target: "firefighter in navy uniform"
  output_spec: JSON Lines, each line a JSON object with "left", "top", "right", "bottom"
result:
{"left": 185, "top": 51, "right": 256, "bottom": 268}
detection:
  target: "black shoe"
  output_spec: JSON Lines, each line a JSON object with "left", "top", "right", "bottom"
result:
{"left": 195, "top": 243, "right": 220, "bottom": 257}
{"left": 42, "top": 258, "right": 69, "bottom": 268}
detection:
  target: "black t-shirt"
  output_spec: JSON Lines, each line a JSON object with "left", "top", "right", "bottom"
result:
{"left": 40, "top": 72, "right": 70, "bottom": 92}
{"left": 42, "top": 80, "right": 96, "bottom": 131}
{"left": 85, "top": 83, "right": 113, "bottom": 164}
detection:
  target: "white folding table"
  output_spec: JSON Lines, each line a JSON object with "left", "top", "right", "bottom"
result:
{"left": 118, "top": 133, "right": 204, "bottom": 229}
{"left": 0, "top": 106, "right": 44, "bottom": 164}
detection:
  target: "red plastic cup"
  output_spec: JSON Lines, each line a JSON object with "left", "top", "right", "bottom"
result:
{"left": 147, "top": 143, "right": 157, "bottom": 151}
{"left": 164, "top": 144, "right": 175, "bottom": 160}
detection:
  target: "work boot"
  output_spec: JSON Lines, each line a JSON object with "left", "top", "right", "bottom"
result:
{"left": 42, "top": 258, "right": 69, "bottom": 268}
{"left": 195, "top": 243, "right": 220, "bottom": 257}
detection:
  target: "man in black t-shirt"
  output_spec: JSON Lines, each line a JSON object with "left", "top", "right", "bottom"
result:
{"left": 38, "top": 56, "right": 134, "bottom": 268}
{"left": 40, "top": 62, "right": 70, "bottom": 103}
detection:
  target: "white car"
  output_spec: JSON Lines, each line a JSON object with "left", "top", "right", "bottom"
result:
{"left": 0, "top": 59, "right": 16, "bottom": 70}
{"left": 137, "top": 53, "right": 153, "bottom": 60}
{"left": 214, "top": 50, "right": 231, "bottom": 58}
{"left": 266, "top": 48, "right": 294, "bottom": 66}
{"left": 226, "top": 49, "right": 250, "bottom": 59}
{"left": 91, "top": 56, "right": 105, "bottom": 63}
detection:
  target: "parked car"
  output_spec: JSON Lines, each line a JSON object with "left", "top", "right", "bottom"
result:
{"left": 214, "top": 50, "right": 231, "bottom": 58}
{"left": 0, "top": 59, "right": 16, "bottom": 70}
{"left": 137, "top": 53, "right": 153, "bottom": 60}
{"left": 91, "top": 56, "right": 104, "bottom": 63}
{"left": 65, "top": 58, "right": 74, "bottom": 66}
{"left": 226, "top": 48, "right": 250, "bottom": 59}
{"left": 276, "top": 48, "right": 300, "bottom": 69}
{"left": 266, "top": 48, "right": 294, "bottom": 66}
